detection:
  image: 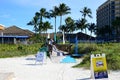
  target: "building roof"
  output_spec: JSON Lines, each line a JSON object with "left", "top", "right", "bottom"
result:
{"left": 0, "top": 25, "right": 34, "bottom": 36}
{"left": 65, "top": 32, "right": 95, "bottom": 40}
{"left": 0, "top": 24, "right": 5, "bottom": 30}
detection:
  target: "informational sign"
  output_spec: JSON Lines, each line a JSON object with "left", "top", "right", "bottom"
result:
{"left": 35, "top": 51, "right": 47, "bottom": 64}
{"left": 36, "top": 52, "right": 44, "bottom": 61}
{"left": 91, "top": 54, "right": 108, "bottom": 80}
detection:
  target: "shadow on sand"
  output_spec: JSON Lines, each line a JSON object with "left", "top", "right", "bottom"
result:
{"left": 25, "top": 57, "right": 36, "bottom": 60}
{"left": 76, "top": 77, "right": 91, "bottom": 80}
{"left": 24, "top": 63, "right": 43, "bottom": 66}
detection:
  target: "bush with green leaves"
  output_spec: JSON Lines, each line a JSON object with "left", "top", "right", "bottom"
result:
{"left": 29, "top": 34, "right": 46, "bottom": 43}
{"left": 0, "top": 43, "right": 43, "bottom": 58}
{"left": 73, "top": 43, "right": 120, "bottom": 70}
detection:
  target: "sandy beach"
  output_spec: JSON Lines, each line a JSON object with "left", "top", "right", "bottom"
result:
{"left": 0, "top": 55, "right": 120, "bottom": 80}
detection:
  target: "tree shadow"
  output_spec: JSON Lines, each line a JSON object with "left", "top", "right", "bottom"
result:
{"left": 24, "top": 63, "right": 43, "bottom": 66}
{"left": 25, "top": 57, "right": 36, "bottom": 60}
{"left": 76, "top": 77, "right": 91, "bottom": 80}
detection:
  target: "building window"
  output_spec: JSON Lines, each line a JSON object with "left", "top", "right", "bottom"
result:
{"left": 111, "top": 10, "right": 115, "bottom": 14}
{"left": 111, "top": 6, "right": 115, "bottom": 9}
{"left": 111, "top": 1, "right": 115, "bottom": 5}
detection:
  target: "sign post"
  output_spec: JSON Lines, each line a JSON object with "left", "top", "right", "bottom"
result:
{"left": 91, "top": 54, "right": 108, "bottom": 80}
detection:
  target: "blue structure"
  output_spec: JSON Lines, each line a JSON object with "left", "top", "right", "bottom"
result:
{"left": 54, "top": 33, "right": 56, "bottom": 42}
{"left": 60, "top": 56, "right": 76, "bottom": 63}
{"left": 72, "top": 35, "right": 83, "bottom": 57}
{"left": 0, "top": 35, "right": 29, "bottom": 44}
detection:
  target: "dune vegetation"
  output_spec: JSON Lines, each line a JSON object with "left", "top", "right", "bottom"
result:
{"left": 0, "top": 43, "right": 42, "bottom": 58}
{"left": 0, "top": 43, "right": 120, "bottom": 70}
{"left": 72, "top": 43, "right": 120, "bottom": 70}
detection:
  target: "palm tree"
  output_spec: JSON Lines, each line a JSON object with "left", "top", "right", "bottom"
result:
{"left": 80, "top": 7, "right": 92, "bottom": 35}
{"left": 39, "top": 8, "right": 49, "bottom": 21}
{"left": 27, "top": 12, "right": 39, "bottom": 33}
{"left": 112, "top": 17, "right": 120, "bottom": 40}
{"left": 58, "top": 3, "right": 71, "bottom": 27}
{"left": 37, "top": 8, "right": 50, "bottom": 33}
{"left": 59, "top": 25, "right": 67, "bottom": 32}
{"left": 104, "top": 25, "right": 112, "bottom": 41}
{"left": 58, "top": 3, "right": 71, "bottom": 44}
{"left": 88, "top": 23, "right": 96, "bottom": 39}
{"left": 50, "top": 6, "right": 59, "bottom": 42}
{"left": 65, "top": 17, "right": 75, "bottom": 33}
{"left": 80, "top": 7, "right": 92, "bottom": 19}
{"left": 59, "top": 25, "right": 67, "bottom": 43}
{"left": 76, "top": 18, "right": 87, "bottom": 33}
{"left": 43, "top": 21, "right": 53, "bottom": 33}
{"left": 65, "top": 17, "right": 75, "bottom": 42}
{"left": 96, "top": 26, "right": 110, "bottom": 40}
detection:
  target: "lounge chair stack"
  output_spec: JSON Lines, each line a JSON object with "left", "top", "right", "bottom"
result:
{"left": 51, "top": 45, "right": 64, "bottom": 56}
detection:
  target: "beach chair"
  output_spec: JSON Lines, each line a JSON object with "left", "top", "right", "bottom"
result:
{"left": 35, "top": 51, "right": 44, "bottom": 64}
{"left": 51, "top": 45, "right": 64, "bottom": 56}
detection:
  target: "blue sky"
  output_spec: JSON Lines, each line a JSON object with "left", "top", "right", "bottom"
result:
{"left": 0, "top": 0, "right": 107, "bottom": 34}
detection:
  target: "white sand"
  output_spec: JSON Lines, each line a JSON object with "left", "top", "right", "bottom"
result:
{"left": 0, "top": 55, "right": 120, "bottom": 80}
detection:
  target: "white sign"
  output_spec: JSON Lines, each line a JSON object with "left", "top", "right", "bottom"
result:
{"left": 35, "top": 52, "right": 44, "bottom": 64}
{"left": 35, "top": 51, "right": 47, "bottom": 64}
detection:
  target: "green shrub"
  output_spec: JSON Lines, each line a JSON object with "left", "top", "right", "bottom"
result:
{"left": 73, "top": 43, "right": 120, "bottom": 70}
{"left": 71, "top": 43, "right": 98, "bottom": 55}
{"left": 0, "top": 43, "right": 43, "bottom": 58}
{"left": 106, "top": 53, "right": 120, "bottom": 70}
{"left": 17, "top": 46, "right": 23, "bottom": 50}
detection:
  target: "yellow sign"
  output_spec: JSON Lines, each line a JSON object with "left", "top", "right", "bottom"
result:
{"left": 91, "top": 54, "right": 108, "bottom": 79}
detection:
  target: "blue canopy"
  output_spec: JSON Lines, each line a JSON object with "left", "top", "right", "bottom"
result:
{"left": 0, "top": 35, "right": 29, "bottom": 38}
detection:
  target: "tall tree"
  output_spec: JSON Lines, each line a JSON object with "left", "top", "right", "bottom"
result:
{"left": 88, "top": 23, "right": 96, "bottom": 39}
{"left": 37, "top": 8, "right": 50, "bottom": 33}
{"left": 58, "top": 3, "right": 71, "bottom": 44}
{"left": 104, "top": 25, "right": 112, "bottom": 41}
{"left": 65, "top": 17, "right": 75, "bottom": 33}
{"left": 59, "top": 25, "right": 67, "bottom": 32}
{"left": 58, "top": 3, "right": 71, "bottom": 27}
{"left": 80, "top": 7, "right": 92, "bottom": 19}
{"left": 95, "top": 26, "right": 112, "bottom": 41}
{"left": 112, "top": 17, "right": 120, "bottom": 40}
{"left": 65, "top": 17, "right": 75, "bottom": 42}
{"left": 43, "top": 21, "right": 53, "bottom": 33}
{"left": 50, "top": 6, "right": 59, "bottom": 42}
{"left": 80, "top": 7, "right": 92, "bottom": 34}
{"left": 27, "top": 12, "right": 39, "bottom": 33}
{"left": 59, "top": 25, "right": 67, "bottom": 43}
{"left": 76, "top": 18, "right": 87, "bottom": 33}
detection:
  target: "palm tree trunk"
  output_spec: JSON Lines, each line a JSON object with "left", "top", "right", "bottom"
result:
{"left": 60, "top": 15, "right": 65, "bottom": 44}
{"left": 55, "top": 17, "right": 56, "bottom": 34}
{"left": 54, "top": 17, "right": 57, "bottom": 42}
{"left": 60, "top": 15, "right": 62, "bottom": 27}
{"left": 85, "top": 28, "right": 87, "bottom": 34}
{"left": 90, "top": 31, "right": 92, "bottom": 43}
{"left": 63, "top": 30, "right": 65, "bottom": 44}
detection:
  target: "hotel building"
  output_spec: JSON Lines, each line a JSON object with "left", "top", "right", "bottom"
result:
{"left": 97, "top": 0, "right": 120, "bottom": 28}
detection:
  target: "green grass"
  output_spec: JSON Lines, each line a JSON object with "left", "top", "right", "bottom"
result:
{"left": 0, "top": 42, "right": 120, "bottom": 70}
{"left": 72, "top": 43, "right": 120, "bottom": 70}
{"left": 0, "top": 43, "right": 43, "bottom": 58}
